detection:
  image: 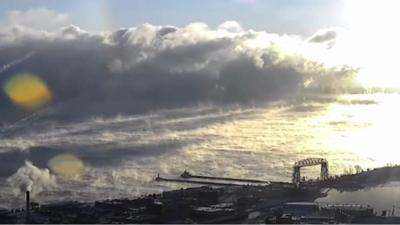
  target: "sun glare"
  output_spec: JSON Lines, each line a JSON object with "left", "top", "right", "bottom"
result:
{"left": 342, "top": 0, "right": 400, "bottom": 88}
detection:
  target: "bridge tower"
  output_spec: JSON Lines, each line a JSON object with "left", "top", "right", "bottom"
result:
{"left": 292, "top": 158, "right": 329, "bottom": 184}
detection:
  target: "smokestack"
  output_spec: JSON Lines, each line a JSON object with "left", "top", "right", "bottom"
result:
{"left": 26, "top": 191, "right": 30, "bottom": 223}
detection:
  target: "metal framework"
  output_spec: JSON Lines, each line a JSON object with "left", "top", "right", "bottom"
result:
{"left": 292, "top": 158, "right": 329, "bottom": 184}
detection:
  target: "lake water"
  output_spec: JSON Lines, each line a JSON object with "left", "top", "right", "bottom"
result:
{"left": 1, "top": 93, "right": 399, "bottom": 209}
{"left": 317, "top": 182, "right": 400, "bottom": 216}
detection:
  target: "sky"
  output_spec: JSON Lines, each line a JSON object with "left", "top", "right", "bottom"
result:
{"left": 0, "top": 0, "right": 347, "bottom": 35}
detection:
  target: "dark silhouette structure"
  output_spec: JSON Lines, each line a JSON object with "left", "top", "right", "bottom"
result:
{"left": 292, "top": 158, "right": 329, "bottom": 184}
{"left": 26, "top": 191, "right": 30, "bottom": 224}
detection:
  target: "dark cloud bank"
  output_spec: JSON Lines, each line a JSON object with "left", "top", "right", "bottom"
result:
{"left": 0, "top": 23, "right": 361, "bottom": 124}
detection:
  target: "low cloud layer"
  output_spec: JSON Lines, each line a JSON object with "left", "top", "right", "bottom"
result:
{"left": 0, "top": 14, "right": 361, "bottom": 124}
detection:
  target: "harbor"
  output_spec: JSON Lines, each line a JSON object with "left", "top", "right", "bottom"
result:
{"left": 3, "top": 158, "right": 400, "bottom": 223}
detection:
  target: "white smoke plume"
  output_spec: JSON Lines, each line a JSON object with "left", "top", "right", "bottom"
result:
{"left": 6, "top": 161, "right": 57, "bottom": 197}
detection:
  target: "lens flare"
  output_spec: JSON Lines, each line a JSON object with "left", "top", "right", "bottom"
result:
{"left": 4, "top": 74, "right": 52, "bottom": 110}
{"left": 48, "top": 154, "right": 85, "bottom": 180}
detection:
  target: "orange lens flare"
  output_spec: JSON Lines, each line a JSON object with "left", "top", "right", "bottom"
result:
{"left": 4, "top": 74, "right": 52, "bottom": 110}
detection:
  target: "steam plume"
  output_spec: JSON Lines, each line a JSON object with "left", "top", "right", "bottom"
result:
{"left": 6, "top": 161, "right": 57, "bottom": 197}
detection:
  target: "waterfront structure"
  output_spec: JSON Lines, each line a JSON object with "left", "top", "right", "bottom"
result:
{"left": 292, "top": 158, "right": 329, "bottom": 184}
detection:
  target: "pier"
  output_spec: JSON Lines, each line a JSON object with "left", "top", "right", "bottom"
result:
{"left": 180, "top": 171, "right": 270, "bottom": 184}
{"left": 155, "top": 158, "right": 400, "bottom": 190}
{"left": 155, "top": 174, "right": 243, "bottom": 186}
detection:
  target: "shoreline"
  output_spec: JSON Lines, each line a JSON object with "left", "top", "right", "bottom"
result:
{"left": 3, "top": 165, "right": 400, "bottom": 223}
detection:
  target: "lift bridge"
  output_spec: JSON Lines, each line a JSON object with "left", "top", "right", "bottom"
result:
{"left": 292, "top": 158, "right": 329, "bottom": 184}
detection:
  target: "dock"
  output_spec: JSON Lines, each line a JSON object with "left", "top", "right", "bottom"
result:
{"left": 155, "top": 175, "right": 242, "bottom": 186}
{"left": 180, "top": 171, "right": 270, "bottom": 184}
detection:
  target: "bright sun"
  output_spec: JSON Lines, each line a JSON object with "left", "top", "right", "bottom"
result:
{"left": 341, "top": 0, "right": 400, "bottom": 88}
